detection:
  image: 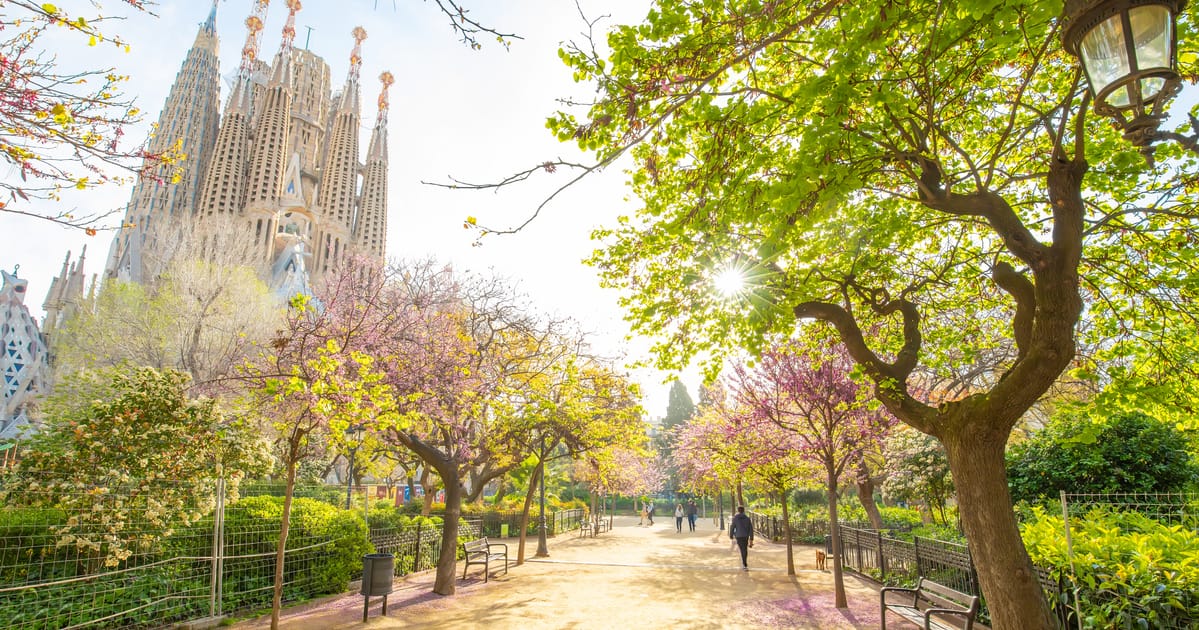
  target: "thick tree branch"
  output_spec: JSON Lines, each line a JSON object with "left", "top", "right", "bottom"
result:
{"left": 991, "top": 261, "right": 1034, "bottom": 361}
{"left": 792, "top": 299, "right": 936, "bottom": 433}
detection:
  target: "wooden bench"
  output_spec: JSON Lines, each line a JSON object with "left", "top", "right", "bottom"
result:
{"left": 460, "top": 537, "right": 508, "bottom": 582}
{"left": 880, "top": 577, "right": 979, "bottom": 630}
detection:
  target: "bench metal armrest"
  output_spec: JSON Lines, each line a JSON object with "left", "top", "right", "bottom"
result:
{"left": 880, "top": 586, "right": 920, "bottom": 607}
{"left": 923, "top": 607, "right": 975, "bottom": 630}
{"left": 487, "top": 542, "right": 508, "bottom": 555}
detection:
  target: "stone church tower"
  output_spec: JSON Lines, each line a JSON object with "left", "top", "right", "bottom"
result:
{"left": 104, "top": 0, "right": 391, "bottom": 295}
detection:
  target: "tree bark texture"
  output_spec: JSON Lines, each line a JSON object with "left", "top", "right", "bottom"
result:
{"left": 781, "top": 486, "right": 795, "bottom": 576}
{"left": 943, "top": 429, "right": 1056, "bottom": 630}
{"left": 515, "top": 465, "right": 541, "bottom": 564}
{"left": 432, "top": 477, "right": 462, "bottom": 595}
{"left": 270, "top": 456, "right": 297, "bottom": 630}
{"left": 827, "top": 471, "right": 846, "bottom": 608}
{"left": 855, "top": 460, "right": 883, "bottom": 530}
{"left": 419, "top": 468, "right": 435, "bottom": 516}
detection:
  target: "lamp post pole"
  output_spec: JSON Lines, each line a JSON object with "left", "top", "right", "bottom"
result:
{"left": 535, "top": 435, "right": 549, "bottom": 557}
{"left": 718, "top": 489, "right": 725, "bottom": 531}
{"left": 345, "top": 424, "right": 364, "bottom": 511}
{"left": 345, "top": 444, "right": 352, "bottom": 508}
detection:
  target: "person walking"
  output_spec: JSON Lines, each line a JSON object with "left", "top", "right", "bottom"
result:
{"left": 686, "top": 499, "right": 698, "bottom": 532}
{"left": 674, "top": 503, "right": 685, "bottom": 532}
{"left": 646, "top": 500, "right": 655, "bottom": 525}
{"left": 729, "top": 506, "right": 754, "bottom": 569}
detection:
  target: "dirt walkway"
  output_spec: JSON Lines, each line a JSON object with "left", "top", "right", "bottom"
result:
{"left": 228, "top": 515, "right": 895, "bottom": 629}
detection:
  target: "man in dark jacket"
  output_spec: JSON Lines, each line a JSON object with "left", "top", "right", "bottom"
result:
{"left": 685, "top": 499, "right": 698, "bottom": 532}
{"left": 729, "top": 506, "right": 754, "bottom": 569}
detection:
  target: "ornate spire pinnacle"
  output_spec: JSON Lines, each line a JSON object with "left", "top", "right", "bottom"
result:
{"left": 375, "top": 71, "right": 393, "bottom": 127}
{"left": 238, "top": 0, "right": 270, "bottom": 79}
{"left": 348, "top": 26, "right": 367, "bottom": 83}
{"left": 268, "top": 0, "right": 301, "bottom": 86}
{"left": 203, "top": 0, "right": 219, "bottom": 34}
{"left": 280, "top": 0, "right": 301, "bottom": 54}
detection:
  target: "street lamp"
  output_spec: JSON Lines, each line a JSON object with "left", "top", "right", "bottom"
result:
{"left": 535, "top": 435, "right": 550, "bottom": 558}
{"left": 1062, "top": 0, "right": 1187, "bottom": 150}
{"left": 345, "top": 424, "right": 365, "bottom": 510}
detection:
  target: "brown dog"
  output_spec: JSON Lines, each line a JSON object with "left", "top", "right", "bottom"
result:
{"left": 815, "top": 550, "right": 827, "bottom": 571}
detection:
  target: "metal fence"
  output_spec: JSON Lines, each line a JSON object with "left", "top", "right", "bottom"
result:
{"left": 0, "top": 476, "right": 346, "bottom": 629}
{"left": 831, "top": 524, "right": 1071, "bottom": 627}
{"left": 0, "top": 474, "right": 583, "bottom": 630}
{"left": 746, "top": 511, "right": 905, "bottom": 543}
{"left": 462, "top": 509, "right": 585, "bottom": 539}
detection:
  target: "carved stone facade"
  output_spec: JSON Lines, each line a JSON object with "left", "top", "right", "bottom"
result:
{"left": 1, "top": 270, "right": 49, "bottom": 439}
{"left": 104, "top": 1, "right": 391, "bottom": 296}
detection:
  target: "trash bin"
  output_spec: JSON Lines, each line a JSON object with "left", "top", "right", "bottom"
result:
{"left": 361, "top": 553, "right": 395, "bottom": 596}
{"left": 361, "top": 553, "right": 394, "bottom": 621}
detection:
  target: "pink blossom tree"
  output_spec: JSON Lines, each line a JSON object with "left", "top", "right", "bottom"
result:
{"left": 362, "top": 261, "right": 577, "bottom": 595}
{"left": 728, "top": 336, "right": 895, "bottom": 607}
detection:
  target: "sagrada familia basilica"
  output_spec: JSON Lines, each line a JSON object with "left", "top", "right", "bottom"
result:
{"left": 1, "top": 0, "right": 392, "bottom": 438}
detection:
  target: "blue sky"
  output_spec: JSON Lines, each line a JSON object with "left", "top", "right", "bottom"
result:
{"left": 0, "top": 0, "right": 699, "bottom": 416}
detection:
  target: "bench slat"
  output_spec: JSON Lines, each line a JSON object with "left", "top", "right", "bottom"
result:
{"left": 882, "top": 578, "right": 977, "bottom": 630}
{"left": 887, "top": 605, "right": 958, "bottom": 630}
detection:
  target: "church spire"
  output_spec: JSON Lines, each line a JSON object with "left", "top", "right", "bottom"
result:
{"left": 197, "top": 2, "right": 270, "bottom": 220}
{"left": 203, "top": 0, "right": 218, "bottom": 35}
{"left": 104, "top": 2, "right": 223, "bottom": 282}
{"left": 247, "top": 0, "right": 300, "bottom": 225}
{"left": 353, "top": 72, "right": 391, "bottom": 260}
{"left": 314, "top": 28, "right": 366, "bottom": 273}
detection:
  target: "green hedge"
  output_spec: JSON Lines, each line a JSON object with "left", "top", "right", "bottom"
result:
{"left": 0, "top": 496, "right": 370, "bottom": 628}
{"left": 1022, "top": 507, "right": 1199, "bottom": 628}
{"left": 219, "top": 495, "right": 370, "bottom": 610}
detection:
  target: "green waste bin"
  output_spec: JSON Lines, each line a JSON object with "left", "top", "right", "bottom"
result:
{"left": 501, "top": 523, "right": 509, "bottom": 538}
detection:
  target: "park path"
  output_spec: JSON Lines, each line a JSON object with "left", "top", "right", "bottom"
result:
{"left": 229, "top": 514, "right": 898, "bottom": 629}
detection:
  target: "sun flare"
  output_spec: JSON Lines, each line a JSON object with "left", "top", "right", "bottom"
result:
{"left": 714, "top": 267, "right": 746, "bottom": 296}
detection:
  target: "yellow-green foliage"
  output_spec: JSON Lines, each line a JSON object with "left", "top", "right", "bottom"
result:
{"left": 1021, "top": 507, "right": 1199, "bottom": 628}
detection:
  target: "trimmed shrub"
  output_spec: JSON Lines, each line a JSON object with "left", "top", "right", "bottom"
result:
{"left": 1021, "top": 507, "right": 1199, "bottom": 628}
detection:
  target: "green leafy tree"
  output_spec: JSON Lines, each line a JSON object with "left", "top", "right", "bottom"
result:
{"left": 245, "top": 338, "right": 398, "bottom": 630}
{"left": 664, "top": 379, "right": 695, "bottom": 428}
{"left": 2, "top": 366, "right": 271, "bottom": 567}
{"left": 1007, "top": 411, "right": 1199, "bottom": 504}
{"left": 495, "top": 354, "right": 645, "bottom": 563}
{"left": 480, "top": 3, "right": 1199, "bottom": 625}
{"left": 53, "top": 252, "right": 279, "bottom": 386}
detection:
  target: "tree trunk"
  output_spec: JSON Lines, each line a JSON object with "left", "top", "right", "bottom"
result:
{"left": 780, "top": 485, "right": 795, "bottom": 576}
{"left": 943, "top": 430, "right": 1055, "bottom": 630}
{"left": 827, "top": 468, "right": 846, "bottom": 608}
{"left": 432, "top": 474, "right": 462, "bottom": 596}
{"left": 515, "top": 465, "right": 540, "bottom": 564}
{"left": 270, "top": 455, "right": 297, "bottom": 630}
{"left": 855, "top": 461, "right": 883, "bottom": 530}
{"left": 735, "top": 479, "right": 744, "bottom": 508}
